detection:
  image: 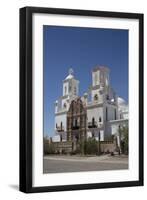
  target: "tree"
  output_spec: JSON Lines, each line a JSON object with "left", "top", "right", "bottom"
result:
{"left": 43, "top": 136, "right": 55, "bottom": 155}
{"left": 120, "top": 126, "right": 128, "bottom": 154}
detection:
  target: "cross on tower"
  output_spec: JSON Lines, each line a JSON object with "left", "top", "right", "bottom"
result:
{"left": 69, "top": 68, "right": 74, "bottom": 75}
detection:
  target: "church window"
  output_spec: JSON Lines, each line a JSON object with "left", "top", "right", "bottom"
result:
{"left": 92, "top": 117, "right": 95, "bottom": 126}
{"left": 99, "top": 117, "right": 102, "bottom": 122}
{"left": 64, "top": 86, "right": 67, "bottom": 95}
{"left": 63, "top": 103, "right": 67, "bottom": 108}
{"left": 95, "top": 73, "right": 98, "bottom": 85}
{"left": 56, "top": 123, "right": 58, "bottom": 128}
{"left": 61, "top": 122, "right": 63, "bottom": 129}
{"left": 114, "top": 109, "right": 117, "bottom": 120}
{"left": 69, "top": 86, "right": 71, "bottom": 92}
{"left": 75, "top": 119, "right": 78, "bottom": 127}
{"left": 94, "top": 94, "right": 98, "bottom": 101}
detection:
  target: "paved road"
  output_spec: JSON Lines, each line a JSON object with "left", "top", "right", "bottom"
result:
{"left": 43, "top": 155, "right": 128, "bottom": 173}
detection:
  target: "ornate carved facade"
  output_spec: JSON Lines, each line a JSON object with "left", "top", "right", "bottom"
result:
{"left": 67, "top": 98, "right": 87, "bottom": 142}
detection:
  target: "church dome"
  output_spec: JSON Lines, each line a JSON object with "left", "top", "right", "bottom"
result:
{"left": 118, "top": 97, "right": 128, "bottom": 113}
{"left": 65, "top": 74, "right": 74, "bottom": 80}
{"left": 65, "top": 68, "right": 74, "bottom": 80}
{"left": 117, "top": 97, "right": 126, "bottom": 105}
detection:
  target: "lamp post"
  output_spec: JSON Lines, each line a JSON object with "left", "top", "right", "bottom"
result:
{"left": 118, "top": 125, "right": 122, "bottom": 154}
{"left": 98, "top": 130, "right": 101, "bottom": 156}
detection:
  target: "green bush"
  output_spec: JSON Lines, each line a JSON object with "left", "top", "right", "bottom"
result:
{"left": 84, "top": 138, "right": 98, "bottom": 155}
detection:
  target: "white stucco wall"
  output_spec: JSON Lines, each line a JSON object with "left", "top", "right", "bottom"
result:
{"left": 111, "top": 124, "right": 119, "bottom": 135}
{"left": 63, "top": 82, "right": 69, "bottom": 96}
{"left": 91, "top": 89, "right": 103, "bottom": 103}
{"left": 103, "top": 105, "right": 117, "bottom": 122}
{"left": 92, "top": 70, "right": 100, "bottom": 86}
{"left": 110, "top": 119, "right": 128, "bottom": 137}
{"left": 87, "top": 106, "right": 103, "bottom": 124}
{"left": 87, "top": 130, "right": 104, "bottom": 141}
{"left": 52, "top": 135, "right": 61, "bottom": 142}
{"left": 123, "top": 113, "right": 128, "bottom": 119}
{"left": 55, "top": 113, "right": 67, "bottom": 131}
{"left": 61, "top": 98, "right": 70, "bottom": 111}
{"left": 95, "top": 130, "right": 104, "bottom": 141}
{"left": 108, "top": 106, "right": 116, "bottom": 121}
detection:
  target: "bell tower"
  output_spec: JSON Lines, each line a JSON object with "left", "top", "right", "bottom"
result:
{"left": 92, "top": 66, "right": 110, "bottom": 88}
{"left": 63, "top": 68, "right": 79, "bottom": 98}
{"left": 91, "top": 66, "right": 110, "bottom": 103}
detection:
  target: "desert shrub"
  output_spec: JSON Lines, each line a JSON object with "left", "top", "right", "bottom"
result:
{"left": 84, "top": 138, "right": 98, "bottom": 155}
{"left": 44, "top": 143, "right": 55, "bottom": 154}
{"left": 119, "top": 126, "right": 128, "bottom": 154}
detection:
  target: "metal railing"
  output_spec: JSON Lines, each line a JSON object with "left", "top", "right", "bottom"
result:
{"left": 56, "top": 126, "right": 65, "bottom": 132}
{"left": 88, "top": 122, "right": 97, "bottom": 128}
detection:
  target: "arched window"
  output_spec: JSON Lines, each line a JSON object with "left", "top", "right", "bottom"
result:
{"left": 63, "top": 103, "right": 67, "bottom": 108}
{"left": 69, "top": 85, "right": 71, "bottom": 92}
{"left": 99, "top": 117, "right": 102, "bottom": 122}
{"left": 95, "top": 73, "right": 98, "bottom": 85}
{"left": 92, "top": 117, "right": 95, "bottom": 126}
{"left": 60, "top": 135, "right": 62, "bottom": 142}
{"left": 94, "top": 94, "right": 98, "bottom": 101}
{"left": 64, "top": 86, "right": 67, "bottom": 95}
{"left": 114, "top": 109, "right": 117, "bottom": 120}
{"left": 61, "top": 122, "right": 63, "bottom": 129}
{"left": 56, "top": 123, "right": 58, "bottom": 128}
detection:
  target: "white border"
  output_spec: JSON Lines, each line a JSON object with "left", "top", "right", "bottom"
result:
{"left": 32, "top": 13, "right": 139, "bottom": 187}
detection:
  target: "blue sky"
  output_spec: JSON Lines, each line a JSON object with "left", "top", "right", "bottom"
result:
{"left": 43, "top": 25, "right": 128, "bottom": 137}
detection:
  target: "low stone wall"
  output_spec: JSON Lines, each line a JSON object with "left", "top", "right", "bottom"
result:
{"left": 44, "top": 139, "right": 51, "bottom": 154}
{"left": 44, "top": 140, "right": 116, "bottom": 155}
{"left": 53, "top": 141, "right": 73, "bottom": 153}
{"left": 53, "top": 140, "right": 116, "bottom": 154}
{"left": 99, "top": 141, "right": 116, "bottom": 153}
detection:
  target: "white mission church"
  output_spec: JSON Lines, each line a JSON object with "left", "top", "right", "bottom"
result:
{"left": 52, "top": 66, "right": 128, "bottom": 146}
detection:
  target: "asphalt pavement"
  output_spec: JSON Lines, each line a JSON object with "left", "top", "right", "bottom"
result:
{"left": 43, "top": 155, "right": 128, "bottom": 173}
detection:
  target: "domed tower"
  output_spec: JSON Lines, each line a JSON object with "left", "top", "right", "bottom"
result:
{"left": 54, "top": 68, "right": 80, "bottom": 141}
{"left": 63, "top": 68, "right": 79, "bottom": 98}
